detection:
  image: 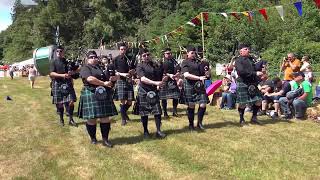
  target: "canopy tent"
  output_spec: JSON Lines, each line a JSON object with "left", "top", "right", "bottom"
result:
{"left": 11, "top": 58, "right": 34, "bottom": 70}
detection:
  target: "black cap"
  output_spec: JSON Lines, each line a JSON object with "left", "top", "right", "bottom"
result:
{"left": 118, "top": 42, "right": 127, "bottom": 49}
{"left": 163, "top": 48, "right": 171, "bottom": 52}
{"left": 187, "top": 46, "right": 196, "bottom": 52}
{"left": 87, "top": 50, "right": 97, "bottom": 57}
{"left": 139, "top": 48, "right": 149, "bottom": 54}
{"left": 238, "top": 44, "right": 250, "bottom": 50}
{"left": 292, "top": 71, "right": 305, "bottom": 78}
{"left": 56, "top": 45, "right": 64, "bottom": 50}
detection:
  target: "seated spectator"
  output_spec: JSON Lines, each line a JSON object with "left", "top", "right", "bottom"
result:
{"left": 279, "top": 72, "right": 313, "bottom": 119}
{"left": 300, "top": 55, "right": 313, "bottom": 82}
{"left": 220, "top": 74, "right": 237, "bottom": 109}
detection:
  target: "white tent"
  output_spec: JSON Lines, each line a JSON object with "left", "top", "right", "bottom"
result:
{"left": 12, "top": 58, "right": 34, "bottom": 70}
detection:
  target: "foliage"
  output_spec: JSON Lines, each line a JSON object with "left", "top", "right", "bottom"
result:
{"left": 0, "top": 0, "right": 319, "bottom": 74}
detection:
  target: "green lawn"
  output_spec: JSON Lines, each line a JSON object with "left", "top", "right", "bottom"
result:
{"left": 1, "top": 77, "right": 320, "bottom": 179}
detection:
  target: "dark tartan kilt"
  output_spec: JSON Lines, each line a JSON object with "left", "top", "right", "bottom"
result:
{"left": 138, "top": 86, "right": 162, "bottom": 116}
{"left": 183, "top": 80, "right": 209, "bottom": 105}
{"left": 51, "top": 80, "right": 77, "bottom": 104}
{"left": 159, "top": 81, "right": 180, "bottom": 100}
{"left": 114, "top": 79, "right": 134, "bottom": 101}
{"left": 236, "top": 79, "right": 262, "bottom": 105}
{"left": 78, "top": 87, "right": 118, "bottom": 120}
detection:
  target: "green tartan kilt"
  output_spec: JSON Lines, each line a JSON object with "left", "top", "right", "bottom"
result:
{"left": 78, "top": 87, "right": 118, "bottom": 119}
{"left": 51, "top": 80, "right": 77, "bottom": 104}
{"left": 236, "top": 79, "right": 262, "bottom": 105}
{"left": 138, "top": 86, "right": 162, "bottom": 116}
{"left": 159, "top": 81, "right": 180, "bottom": 100}
{"left": 183, "top": 80, "right": 209, "bottom": 105}
{"left": 113, "top": 79, "right": 134, "bottom": 101}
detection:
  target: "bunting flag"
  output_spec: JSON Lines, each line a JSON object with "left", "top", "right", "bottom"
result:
{"left": 176, "top": 26, "right": 184, "bottom": 33}
{"left": 294, "top": 1, "right": 303, "bottom": 16}
{"left": 230, "top": 12, "right": 240, "bottom": 20}
{"left": 242, "top": 11, "right": 253, "bottom": 22}
{"left": 186, "top": 21, "right": 196, "bottom": 26}
{"left": 191, "top": 15, "right": 201, "bottom": 25}
{"left": 220, "top": 13, "right": 228, "bottom": 19}
{"left": 259, "top": 8, "right": 268, "bottom": 21}
{"left": 202, "top": 12, "right": 209, "bottom": 22}
{"left": 275, "top": 5, "right": 285, "bottom": 21}
{"left": 315, "top": 0, "right": 320, "bottom": 9}
{"left": 155, "top": 37, "right": 160, "bottom": 44}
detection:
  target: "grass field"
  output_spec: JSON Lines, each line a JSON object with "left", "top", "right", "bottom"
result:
{"left": 1, "top": 76, "right": 320, "bottom": 179}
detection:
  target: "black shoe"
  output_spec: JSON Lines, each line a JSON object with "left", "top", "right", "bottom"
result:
{"left": 124, "top": 113, "right": 131, "bottom": 121}
{"left": 65, "top": 112, "right": 70, "bottom": 117}
{"left": 102, "top": 139, "right": 113, "bottom": 148}
{"left": 197, "top": 123, "right": 205, "bottom": 130}
{"left": 59, "top": 119, "right": 65, "bottom": 126}
{"left": 156, "top": 131, "right": 166, "bottom": 138}
{"left": 121, "top": 119, "right": 127, "bottom": 126}
{"left": 164, "top": 112, "right": 169, "bottom": 119}
{"left": 239, "top": 120, "right": 245, "bottom": 127}
{"left": 250, "top": 116, "right": 262, "bottom": 125}
{"left": 69, "top": 119, "right": 78, "bottom": 127}
{"left": 91, "top": 138, "right": 98, "bottom": 145}
{"left": 189, "top": 125, "right": 196, "bottom": 131}
{"left": 143, "top": 131, "right": 151, "bottom": 138}
{"left": 172, "top": 112, "right": 179, "bottom": 117}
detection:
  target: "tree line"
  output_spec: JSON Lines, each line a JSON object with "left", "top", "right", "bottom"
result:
{"left": 0, "top": 0, "right": 319, "bottom": 73}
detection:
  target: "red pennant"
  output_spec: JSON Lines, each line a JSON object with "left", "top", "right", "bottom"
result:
{"left": 231, "top": 12, "right": 240, "bottom": 20}
{"left": 202, "top": 12, "right": 209, "bottom": 22}
{"left": 314, "top": 0, "right": 320, "bottom": 9}
{"left": 259, "top": 8, "right": 268, "bottom": 21}
{"left": 191, "top": 17, "right": 201, "bottom": 25}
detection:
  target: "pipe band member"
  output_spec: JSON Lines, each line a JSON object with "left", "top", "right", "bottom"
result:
{"left": 136, "top": 48, "right": 166, "bottom": 138}
{"left": 49, "top": 45, "right": 77, "bottom": 127}
{"left": 181, "top": 46, "right": 209, "bottom": 131}
{"left": 114, "top": 43, "right": 136, "bottom": 126}
{"left": 159, "top": 48, "right": 181, "bottom": 118}
{"left": 78, "top": 51, "right": 118, "bottom": 147}
{"left": 235, "top": 44, "right": 263, "bottom": 127}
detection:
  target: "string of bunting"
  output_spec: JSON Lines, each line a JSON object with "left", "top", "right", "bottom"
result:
{"left": 116, "top": 0, "right": 319, "bottom": 48}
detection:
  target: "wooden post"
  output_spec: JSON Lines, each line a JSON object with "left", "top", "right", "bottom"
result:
{"left": 201, "top": 12, "right": 205, "bottom": 58}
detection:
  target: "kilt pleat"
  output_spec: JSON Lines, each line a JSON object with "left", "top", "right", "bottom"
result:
{"left": 51, "top": 80, "right": 77, "bottom": 104}
{"left": 114, "top": 79, "right": 134, "bottom": 101}
{"left": 138, "top": 86, "right": 162, "bottom": 116}
{"left": 78, "top": 87, "right": 118, "bottom": 119}
{"left": 236, "top": 79, "right": 262, "bottom": 105}
{"left": 183, "top": 80, "right": 209, "bottom": 105}
{"left": 159, "top": 81, "right": 180, "bottom": 99}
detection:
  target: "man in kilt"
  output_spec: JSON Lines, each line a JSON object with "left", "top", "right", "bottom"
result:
{"left": 78, "top": 51, "right": 118, "bottom": 147}
{"left": 114, "top": 43, "right": 136, "bottom": 126}
{"left": 49, "top": 46, "right": 77, "bottom": 127}
{"left": 136, "top": 49, "right": 166, "bottom": 138}
{"left": 159, "top": 48, "right": 181, "bottom": 118}
{"left": 235, "top": 44, "right": 263, "bottom": 127}
{"left": 181, "top": 46, "right": 209, "bottom": 131}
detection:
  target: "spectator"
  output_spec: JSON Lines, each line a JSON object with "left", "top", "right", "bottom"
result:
{"left": 28, "top": 65, "right": 37, "bottom": 88}
{"left": 281, "top": 53, "right": 301, "bottom": 81}
{"left": 300, "top": 55, "right": 313, "bottom": 82}
{"left": 220, "top": 74, "right": 237, "bottom": 109}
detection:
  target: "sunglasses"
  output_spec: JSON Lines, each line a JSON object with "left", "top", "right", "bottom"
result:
{"left": 142, "top": 54, "right": 150, "bottom": 57}
{"left": 56, "top": 50, "right": 63, "bottom": 53}
{"left": 164, "top": 52, "right": 171, "bottom": 54}
{"left": 89, "top": 56, "right": 98, "bottom": 59}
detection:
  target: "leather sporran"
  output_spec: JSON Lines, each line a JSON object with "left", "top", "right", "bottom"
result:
{"left": 95, "top": 86, "right": 108, "bottom": 101}
{"left": 146, "top": 91, "right": 158, "bottom": 105}
{"left": 60, "top": 83, "right": 70, "bottom": 97}
{"left": 167, "top": 80, "right": 176, "bottom": 90}
{"left": 132, "top": 97, "right": 140, "bottom": 115}
{"left": 247, "top": 84, "right": 258, "bottom": 98}
{"left": 194, "top": 81, "right": 205, "bottom": 93}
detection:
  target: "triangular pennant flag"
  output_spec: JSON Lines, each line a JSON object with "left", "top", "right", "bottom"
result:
{"left": 167, "top": 32, "right": 174, "bottom": 38}
{"left": 242, "top": 12, "right": 249, "bottom": 16}
{"left": 314, "top": 0, "right": 320, "bottom": 9}
{"left": 294, "top": 1, "right": 303, "bottom": 16}
{"left": 191, "top": 16, "right": 201, "bottom": 26}
{"left": 242, "top": 11, "right": 253, "bottom": 22}
{"left": 186, "top": 21, "right": 196, "bottom": 26}
{"left": 176, "top": 26, "right": 184, "bottom": 33}
{"left": 259, "top": 8, "right": 268, "bottom": 21}
{"left": 248, "top": 11, "right": 254, "bottom": 22}
{"left": 164, "top": 35, "right": 168, "bottom": 42}
{"left": 220, "top": 13, "right": 228, "bottom": 19}
{"left": 202, "top": 12, "right": 209, "bottom": 22}
{"left": 275, "top": 5, "right": 284, "bottom": 21}
{"left": 155, "top": 37, "right": 160, "bottom": 44}
{"left": 161, "top": 36, "right": 165, "bottom": 44}
{"left": 231, "top": 12, "right": 240, "bottom": 20}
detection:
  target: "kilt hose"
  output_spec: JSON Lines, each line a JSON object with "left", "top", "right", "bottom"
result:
{"left": 183, "top": 80, "right": 209, "bottom": 105}
{"left": 159, "top": 80, "right": 180, "bottom": 100}
{"left": 114, "top": 79, "right": 134, "bottom": 101}
{"left": 236, "top": 79, "right": 262, "bottom": 105}
{"left": 51, "top": 80, "right": 77, "bottom": 104}
{"left": 78, "top": 87, "right": 118, "bottom": 120}
{"left": 138, "top": 86, "right": 162, "bottom": 116}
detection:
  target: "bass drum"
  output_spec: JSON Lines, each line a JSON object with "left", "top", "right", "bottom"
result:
{"left": 33, "top": 45, "right": 56, "bottom": 76}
